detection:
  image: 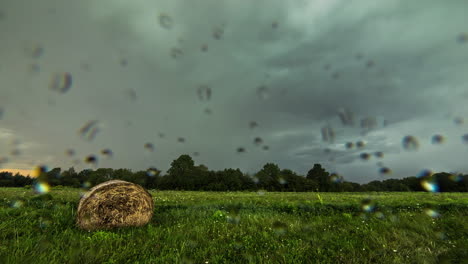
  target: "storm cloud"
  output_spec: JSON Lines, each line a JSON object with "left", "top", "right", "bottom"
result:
{"left": 0, "top": 0, "right": 467, "bottom": 182}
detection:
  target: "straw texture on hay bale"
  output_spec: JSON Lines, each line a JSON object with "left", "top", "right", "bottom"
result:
{"left": 76, "top": 180, "right": 154, "bottom": 231}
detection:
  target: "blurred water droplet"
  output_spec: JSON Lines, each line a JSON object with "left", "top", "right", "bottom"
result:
{"left": 82, "top": 181, "right": 91, "bottom": 190}
{"left": 321, "top": 126, "right": 335, "bottom": 143}
{"left": 345, "top": 142, "right": 354, "bottom": 149}
{"left": 432, "top": 134, "right": 445, "bottom": 144}
{"left": 237, "top": 147, "right": 245, "bottom": 153}
{"left": 79, "top": 120, "right": 100, "bottom": 141}
{"left": 330, "top": 173, "right": 343, "bottom": 183}
{"left": 360, "top": 153, "right": 371, "bottom": 161}
{"left": 65, "top": 149, "right": 75, "bottom": 157}
{"left": 424, "top": 208, "right": 440, "bottom": 218}
{"left": 101, "top": 149, "right": 113, "bottom": 158}
{"left": 197, "top": 85, "right": 212, "bottom": 101}
{"left": 356, "top": 141, "right": 365, "bottom": 148}
{"left": 10, "top": 149, "right": 20, "bottom": 156}
{"left": 34, "top": 182, "right": 50, "bottom": 194}
{"left": 0, "top": 157, "right": 8, "bottom": 167}
{"left": 212, "top": 26, "right": 224, "bottom": 40}
{"left": 457, "top": 33, "right": 468, "bottom": 43}
{"left": 170, "top": 48, "right": 183, "bottom": 59}
{"left": 146, "top": 167, "right": 159, "bottom": 177}
{"left": 360, "top": 117, "right": 377, "bottom": 131}
{"left": 119, "top": 58, "right": 128, "bottom": 67}
{"left": 33, "top": 165, "right": 48, "bottom": 178}
{"left": 421, "top": 179, "right": 439, "bottom": 192}
{"left": 278, "top": 177, "right": 287, "bottom": 185}
{"left": 257, "top": 85, "right": 270, "bottom": 100}
{"left": 361, "top": 198, "right": 375, "bottom": 213}
{"left": 417, "top": 169, "right": 433, "bottom": 178}
{"left": 84, "top": 155, "right": 97, "bottom": 165}
{"left": 158, "top": 13, "right": 173, "bottom": 29}
{"left": 454, "top": 117, "right": 464, "bottom": 125}
{"left": 249, "top": 121, "right": 258, "bottom": 129}
{"left": 49, "top": 72, "right": 72, "bottom": 94}
{"left": 126, "top": 89, "right": 137, "bottom": 101}
{"left": 462, "top": 134, "right": 468, "bottom": 144}
{"left": 402, "top": 135, "right": 419, "bottom": 151}
{"left": 338, "top": 109, "right": 355, "bottom": 126}
{"left": 11, "top": 200, "right": 24, "bottom": 208}
{"left": 374, "top": 151, "right": 384, "bottom": 158}
{"left": 272, "top": 221, "right": 287, "bottom": 235}
{"left": 25, "top": 44, "right": 44, "bottom": 59}
{"left": 379, "top": 167, "right": 392, "bottom": 175}
{"left": 374, "top": 211, "right": 384, "bottom": 219}
{"left": 144, "top": 143, "right": 154, "bottom": 152}
{"left": 254, "top": 137, "right": 263, "bottom": 146}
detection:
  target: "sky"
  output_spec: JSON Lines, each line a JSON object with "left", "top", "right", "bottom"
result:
{"left": 0, "top": 0, "right": 467, "bottom": 183}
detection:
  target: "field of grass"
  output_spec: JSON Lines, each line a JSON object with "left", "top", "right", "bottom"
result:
{"left": 0, "top": 187, "right": 467, "bottom": 263}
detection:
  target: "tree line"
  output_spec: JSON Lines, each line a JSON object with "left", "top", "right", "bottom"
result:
{"left": 0, "top": 154, "right": 467, "bottom": 192}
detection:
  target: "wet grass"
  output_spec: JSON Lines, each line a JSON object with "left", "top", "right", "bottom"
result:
{"left": 0, "top": 188, "right": 467, "bottom": 263}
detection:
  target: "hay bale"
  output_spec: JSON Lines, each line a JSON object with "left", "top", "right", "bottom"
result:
{"left": 76, "top": 180, "right": 154, "bottom": 231}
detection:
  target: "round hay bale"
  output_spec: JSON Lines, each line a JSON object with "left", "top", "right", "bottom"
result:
{"left": 76, "top": 180, "right": 154, "bottom": 231}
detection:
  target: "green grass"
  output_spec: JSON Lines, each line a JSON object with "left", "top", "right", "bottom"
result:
{"left": 0, "top": 188, "right": 467, "bottom": 264}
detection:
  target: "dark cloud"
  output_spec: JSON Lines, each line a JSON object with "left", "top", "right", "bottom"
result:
{"left": 1, "top": 0, "right": 467, "bottom": 182}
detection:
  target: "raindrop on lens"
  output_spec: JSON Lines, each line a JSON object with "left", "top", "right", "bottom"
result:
{"left": 421, "top": 180, "right": 439, "bottom": 193}
{"left": 256, "top": 85, "right": 270, "bottom": 100}
{"left": 356, "top": 141, "right": 365, "bottom": 148}
{"left": 49, "top": 72, "right": 72, "bottom": 94}
{"left": 345, "top": 142, "right": 354, "bottom": 149}
{"left": 101, "top": 149, "right": 113, "bottom": 157}
{"left": 361, "top": 198, "right": 375, "bottom": 213}
{"left": 144, "top": 143, "right": 154, "bottom": 152}
{"left": 379, "top": 167, "right": 392, "bottom": 175}
{"left": 424, "top": 208, "right": 440, "bottom": 218}
{"left": 147, "top": 167, "right": 159, "bottom": 177}
{"left": 272, "top": 221, "right": 287, "bottom": 235}
{"left": 402, "top": 135, "right": 419, "bottom": 151}
{"left": 432, "top": 134, "right": 444, "bottom": 144}
{"left": 417, "top": 169, "right": 433, "bottom": 178}
{"left": 360, "top": 153, "right": 371, "bottom": 161}
{"left": 34, "top": 182, "right": 50, "bottom": 194}
{"left": 454, "top": 117, "right": 464, "bottom": 125}
{"left": 84, "top": 155, "right": 97, "bottom": 165}
{"left": 237, "top": 147, "right": 246, "bottom": 153}
{"left": 158, "top": 13, "right": 173, "bottom": 29}
{"left": 374, "top": 151, "right": 384, "bottom": 158}
{"left": 462, "top": 134, "right": 468, "bottom": 144}
{"left": 254, "top": 137, "right": 263, "bottom": 146}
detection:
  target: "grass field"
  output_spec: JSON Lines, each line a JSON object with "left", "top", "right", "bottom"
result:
{"left": 0, "top": 188, "right": 467, "bottom": 264}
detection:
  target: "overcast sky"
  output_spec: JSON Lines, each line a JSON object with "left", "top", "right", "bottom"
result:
{"left": 0, "top": 0, "right": 467, "bottom": 183}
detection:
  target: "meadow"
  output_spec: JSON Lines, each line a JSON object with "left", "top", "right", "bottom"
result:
{"left": 0, "top": 187, "right": 467, "bottom": 263}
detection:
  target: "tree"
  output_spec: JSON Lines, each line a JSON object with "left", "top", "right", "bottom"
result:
{"left": 306, "top": 164, "right": 331, "bottom": 191}
{"left": 255, "top": 163, "right": 282, "bottom": 191}
{"left": 167, "top": 154, "right": 196, "bottom": 190}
